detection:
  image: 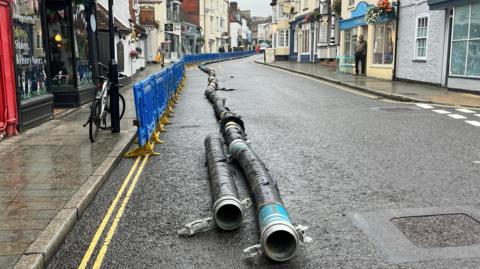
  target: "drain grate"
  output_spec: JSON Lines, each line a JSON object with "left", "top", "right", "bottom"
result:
{"left": 392, "top": 214, "right": 480, "bottom": 248}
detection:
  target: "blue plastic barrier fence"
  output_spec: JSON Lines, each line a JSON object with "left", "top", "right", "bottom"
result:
{"left": 125, "top": 51, "right": 255, "bottom": 157}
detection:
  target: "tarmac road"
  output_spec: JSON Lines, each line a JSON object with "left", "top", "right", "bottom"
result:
{"left": 48, "top": 56, "right": 480, "bottom": 268}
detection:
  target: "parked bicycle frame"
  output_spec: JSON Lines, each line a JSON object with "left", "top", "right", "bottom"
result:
{"left": 84, "top": 62, "right": 127, "bottom": 142}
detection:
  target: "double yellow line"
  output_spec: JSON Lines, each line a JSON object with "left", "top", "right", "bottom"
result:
{"left": 79, "top": 155, "right": 150, "bottom": 269}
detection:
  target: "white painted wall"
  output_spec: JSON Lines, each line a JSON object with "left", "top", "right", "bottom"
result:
{"left": 97, "top": 0, "right": 145, "bottom": 78}
{"left": 230, "top": 22, "right": 241, "bottom": 48}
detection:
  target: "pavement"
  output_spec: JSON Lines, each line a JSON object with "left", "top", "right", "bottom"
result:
{"left": 47, "top": 55, "right": 480, "bottom": 268}
{"left": 0, "top": 63, "right": 166, "bottom": 268}
{"left": 256, "top": 60, "right": 480, "bottom": 108}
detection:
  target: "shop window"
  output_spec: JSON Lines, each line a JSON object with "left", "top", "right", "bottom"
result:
{"left": 12, "top": 0, "right": 47, "bottom": 100}
{"left": 47, "top": 2, "right": 74, "bottom": 87}
{"left": 73, "top": 4, "right": 93, "bottom": 87}
{"left": 415, "top": 15, "right": 428, "bottom": 59}
{"left": 373, "top": 21, "right": 395, "bottom": 65}
{"left": 277, "top": 30, "right": 289, "bottom": 48}
{"left": 343, "top": 28, "right": 357, "bottom": 64}
{"left": 450, "top": 4, "right": 480, "bottom": 77}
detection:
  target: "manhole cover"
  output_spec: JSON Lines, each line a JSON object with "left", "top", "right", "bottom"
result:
{"left": 375, "top": 107, "right": 417, "bottom": 112}
{"left": 392, "top": 214, "right": 480, "bottom": 248}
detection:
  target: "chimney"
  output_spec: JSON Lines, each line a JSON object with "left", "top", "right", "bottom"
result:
{"left": 230, "top": 1, "right": 238, "bottom": 11}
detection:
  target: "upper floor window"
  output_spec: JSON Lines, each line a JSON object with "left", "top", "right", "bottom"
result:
{"left": 303, "top": 0, "right": 308, "bottom": 10}
{"left": 349, "top": 0, "right": 355, "bottom": 7}
{"left": 415, "top": 15, "right": 428, "bottom": 60}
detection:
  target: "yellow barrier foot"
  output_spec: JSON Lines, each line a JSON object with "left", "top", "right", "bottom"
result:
{"left": 158, "top": 123, "right": 167, "bottom": 132}
{"left": 151, "top": 132, "right": 164, "bottom": 144}
{"left": 124, "top": 142, "right": 159, "bottom": 158}
{"left": 161, "top": 114, "right": 171, "bottom": 125}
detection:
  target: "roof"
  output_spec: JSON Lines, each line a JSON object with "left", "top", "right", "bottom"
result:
{"left": 96, "top": 4, "right": 130, "bottom": 33}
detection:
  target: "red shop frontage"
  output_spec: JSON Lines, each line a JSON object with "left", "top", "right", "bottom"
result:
{"left": 0, "top": 0, "right": 18, "bottom": 137}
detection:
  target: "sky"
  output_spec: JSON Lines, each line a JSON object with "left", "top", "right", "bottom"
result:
{"left": 230, "top": 0, "right": 272, "bottom": 17}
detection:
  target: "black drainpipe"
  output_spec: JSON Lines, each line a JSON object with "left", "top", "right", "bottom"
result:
{"left": 392, "top": 0, "right": 400, "bottom": 81}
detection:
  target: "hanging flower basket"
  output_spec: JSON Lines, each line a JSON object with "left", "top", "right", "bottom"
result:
{"left": 130, "top": 50, "right": 138, "bottom": 59}
{"left": 366, "top": 0, "right": 395, "bottom": 24}
{"left": 304, "top": 10, "right": 321, "bottom": 23}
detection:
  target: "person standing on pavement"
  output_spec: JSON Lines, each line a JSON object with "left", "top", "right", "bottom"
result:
{"left": 354, "top": 35, "right": 367, "bottom": 76}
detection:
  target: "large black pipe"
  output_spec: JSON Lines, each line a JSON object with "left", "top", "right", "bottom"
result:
{"left": 228, "top": 134, "right": 299, "bottom": 262}
{"left": 200, "top": 63, "right": 301, "bottom": 261}
{"left": 205, "top": 133, "right": 245, "bottom": 230}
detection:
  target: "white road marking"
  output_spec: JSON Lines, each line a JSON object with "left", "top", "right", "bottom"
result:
{"left": 456, "top": 108, "right": 476, "bottom": 113}
{"left": 465, "top": 120, "right": 480, "bottom": 127}
{"left": 475, "top": 114, "right": 480, "bottom": 118}
{"left": 432, "top": 109, "right": 451, "bottom": 114}
{"left": 416, "top": 104, "right": 434, "bottom": 109}
{"left": 448, "top": 114, "right": 467, "bottom": 119}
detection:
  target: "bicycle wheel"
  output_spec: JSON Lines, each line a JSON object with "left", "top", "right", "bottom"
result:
{"left": 119, "top": 94, "right": 126, "bottom": 120}
{"left": 89, "top": 99, "right": 101, "bottom": 142}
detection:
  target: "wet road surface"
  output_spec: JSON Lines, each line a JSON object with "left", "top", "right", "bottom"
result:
{"left": 48, "top": 56, "right": 480, "bottom": 268}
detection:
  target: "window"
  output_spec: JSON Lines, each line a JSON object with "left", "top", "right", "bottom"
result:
{"left": 47, "top": 3, "right": 74, "bottom": 87}
{"left": 210, "top": 16, "right": 214, "bottom": 32}
{"left": 349, "top": 0, "right": 355, "bottom": 6}
{"left": 373, "top": 21, "right": 395, "bottom": 64}
{"left": 343, "top": 28, "right": 357, "bottom": 64}
{"left": 167, "top": 0, "right": 172, "bottom": 20}
{"left": 317, "top": 22, "right": 328, "bottom": 44}
{"left": 116, "top": 41, "right": 124, "bottom": 72}
{"left": 450, "top": 3, "right": 480, "bottom": 77}
{"left": 303, "top": 0, "right": 308, "bottom": 10}
{"left": 12, "top": 0, "right": 47, "bottom": 100}
{"left": 415, "top": 15, "right": 428, "bottom": 59}
{"left": 72, "top": 4, "right": 93, "bottom": 86}
{"left": 277, "top": 30, "right": 289, "bottom": 47}
{"left": 302, "top": 29, "right": 310, "bottom": 53}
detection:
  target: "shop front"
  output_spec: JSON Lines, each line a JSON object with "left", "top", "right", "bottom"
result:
{"left": 44, "top": 0, "right": 97, "bottom": 106}
{"left": 339, "top": 2, "right": 369, "bottom": 73}
{"left": 12, "top": 0, "right": 54, "bottom": 130}
{"left": 367, "top": 18, "right": 396, "bottom": 79}
{"left": 339, "top": 0, "right": 396, "bottom": 80}
{"left": 289, "top": 15, "right": 308, "bottom": 62}
{"left": 428, "top": 1, "right": 480, "bottom": 92}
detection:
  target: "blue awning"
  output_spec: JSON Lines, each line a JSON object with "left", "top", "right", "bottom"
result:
{"left": 339, "top": 1, "right": 369, "bottom": 30}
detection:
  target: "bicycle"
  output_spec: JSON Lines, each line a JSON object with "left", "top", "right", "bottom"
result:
{"left": 84, "top": 62, "right": 127, "bottom": 142}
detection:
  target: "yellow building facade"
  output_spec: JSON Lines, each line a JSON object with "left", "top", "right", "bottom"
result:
{"left": 339, "top": 0, "right": 396, "bottom": 80}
